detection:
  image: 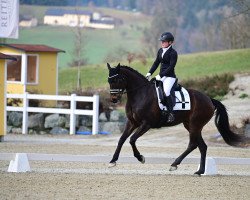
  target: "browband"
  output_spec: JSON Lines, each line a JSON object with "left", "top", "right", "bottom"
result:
{"left": 108, "top": 74, "right": 119, "bottom": 79}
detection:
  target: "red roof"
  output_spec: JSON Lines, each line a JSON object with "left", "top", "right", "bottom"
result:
{"left": 0, "top": 53, "right": 17, "bottom": 60}
{"left": 0, "top": 44, "right": 65, "bottom": 53}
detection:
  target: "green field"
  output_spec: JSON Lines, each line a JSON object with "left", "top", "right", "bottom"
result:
{"left": 59, "top": 48, "right": 250, "bottom": 93}
{"left": 8, "top": 5, "right": 150, "bottom": 67}
{"left": 5, "top": 5, "right": 250, "bottom": 94}
{"left": 11, "top": 25, "right": 147, "bottom": 67}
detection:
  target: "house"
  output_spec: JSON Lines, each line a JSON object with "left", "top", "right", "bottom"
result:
{"left": 44, "top": 9, "right": 115, "bottom": 29}
{"left": 19, "top": 17, "right": 38, "bottom": 27}
{"left": 0, "top": 53, "right": 16, "bottom": 141}
{"left": 0, "top": 44, "right": 65, "bottom": 97}
{"left": 44, "top": 9, "right": 92, "bottom": 27}
{"left": 88, "top": 18, "right": 115, "bottom": 29}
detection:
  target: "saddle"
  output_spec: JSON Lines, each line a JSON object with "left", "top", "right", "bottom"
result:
{"left": 154, "top": 79, "right": 180, "bottom": 107}
{"left": 151, "top": 78, "right": 191, "bottom": 111}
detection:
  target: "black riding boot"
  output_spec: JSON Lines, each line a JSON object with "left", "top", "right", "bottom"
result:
{"left": 166, "top": 96, "right": 175, "bottom": 123}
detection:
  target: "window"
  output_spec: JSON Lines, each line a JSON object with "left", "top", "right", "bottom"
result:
{"left": 7, "top": 55, "right": 21, "bottom": 82}
{"left": 27, "top": 55, "right": 37, "bottom": 84}
{"left": 7, "top": 54, "right": 38, "bottom": 84}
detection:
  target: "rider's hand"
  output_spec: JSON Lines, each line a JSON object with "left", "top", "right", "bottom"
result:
{"left": 146, "top": 73, "right": 151, "bottom": 80}
{"left": 155, "top": 75, "right": 161, "bottom": 80}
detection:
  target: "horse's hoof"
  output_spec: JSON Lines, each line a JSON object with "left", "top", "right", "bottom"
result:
{"left": 194, "top": 170, "right": 204, "bottom": 176}
{"left": 169, "top": 166, "right": 178, "bottom": 171}
{"left": 108, "top": 162, "right": 116, "bottom": 168}
{"left": 140, "top": 155, "right": 145, "bottom": 164}
{"left": 193, "top": 173, "right": 202, "bottom": 177}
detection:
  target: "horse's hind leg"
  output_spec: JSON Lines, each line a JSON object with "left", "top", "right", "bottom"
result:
{"left": 170, "top": 132, "right": 198, "bottom": 171}
{"left": 129, "top": 122, "right": 151, "bottom": 163}
{"left": 170, "top": 131, "right": 207, "bottom": 175}
{"left": 194, "top": 134, "right": 207, "bottom": 175}
{"left": 109, "top": 120, "right": 136, "bottom": 167}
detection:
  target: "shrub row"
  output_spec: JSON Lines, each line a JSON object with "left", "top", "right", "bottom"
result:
{"left": 181, "top": 73, "right": 234, "bottom": 100}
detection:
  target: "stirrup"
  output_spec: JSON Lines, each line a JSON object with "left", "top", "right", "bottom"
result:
{"left": 167, "top": 113, "right": 175, "bottom": 123}
{"left": 161, "top": 110, "right": 168, "bottom": 117}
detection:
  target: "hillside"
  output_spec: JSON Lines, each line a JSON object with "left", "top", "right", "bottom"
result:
{"left": 8, "top": 5, "right": 151, "bottom": 67}
{"left": 58, "top": 48, "right": 250, "bottom": 93}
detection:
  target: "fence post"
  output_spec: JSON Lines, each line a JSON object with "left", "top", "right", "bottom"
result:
{"left": 22, "top": 92, "right": 28, "bottom": 134}
{"left": 92, "top": 94, "right": 99, "bottom": 135}
{"left": 70, "top": 94, "right": 76, "bottom": 135}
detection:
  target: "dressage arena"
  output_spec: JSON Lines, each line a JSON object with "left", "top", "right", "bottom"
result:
{"left": 0, "top": 123, "right": 250, "bottom": 200}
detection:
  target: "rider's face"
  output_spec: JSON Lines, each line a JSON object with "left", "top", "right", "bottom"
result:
{"left": 161, "top": 41, "right": 172, "bottom": 48}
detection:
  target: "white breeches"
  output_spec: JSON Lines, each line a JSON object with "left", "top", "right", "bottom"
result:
{"left": 161, "top": 77, "right": 176, "bottom": 96}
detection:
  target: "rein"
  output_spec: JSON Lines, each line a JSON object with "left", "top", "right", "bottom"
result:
{"left": 110, "top": 82, "right": 150, "bottom": 95}
{"left": 123, "top": 81, "right": 151, "bottom": 94}
{"left": 109, "top": 73, "right": 151, "bottom": 95}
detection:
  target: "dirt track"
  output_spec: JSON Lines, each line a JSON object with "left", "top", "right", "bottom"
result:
{"left": 0, "top": 131, "right": 249, "bottom": 200}
{"left": 1, "top": 172, "right": 249, "bottom": 200}
{"left": 0, "top": 74, "right": 250, "bottom": 200}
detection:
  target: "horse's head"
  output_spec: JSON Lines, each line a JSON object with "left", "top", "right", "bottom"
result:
{"left": 107, "top": 63, "right": 126, "bottom": 103}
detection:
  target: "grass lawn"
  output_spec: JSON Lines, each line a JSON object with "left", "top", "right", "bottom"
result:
{"left": 59, "top": 48, "right": 250, "bottom": 93}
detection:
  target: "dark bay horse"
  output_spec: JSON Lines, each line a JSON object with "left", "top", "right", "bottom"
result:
{"left": 107, "top": 63, "right": 248, "bottom": 175}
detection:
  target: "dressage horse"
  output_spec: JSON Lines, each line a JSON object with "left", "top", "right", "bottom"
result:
{"left": 107, "top": 63, "right": 247, "bottom": 175}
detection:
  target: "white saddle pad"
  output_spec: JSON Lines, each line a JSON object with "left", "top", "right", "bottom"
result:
{"left": 155, "top": 86, "right": 191, "bottom": 111}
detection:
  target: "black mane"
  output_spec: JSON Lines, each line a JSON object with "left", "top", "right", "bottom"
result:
{"left": 120, "top": 65, "right": 148, "bottom": 81}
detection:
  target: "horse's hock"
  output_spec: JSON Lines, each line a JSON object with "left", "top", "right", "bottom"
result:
{"left": 6, "top": 110, "right": 126, "bottom": 135}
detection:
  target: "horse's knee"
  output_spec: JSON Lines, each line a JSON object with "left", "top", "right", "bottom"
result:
{"left": 188, "top": 143, "right": 198, "bottom": 151}
{"left": 129, "top": 137, "right": 136, "bottom": 145}
{"left": 118, "top": 134, "right": 129, "bottom": 146}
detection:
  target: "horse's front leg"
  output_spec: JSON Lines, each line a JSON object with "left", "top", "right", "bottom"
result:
{"left": 109, "top": 120, "right": 136, "bottom": 167}
{"left": 129, "top": 122, "right": 151, "bottom": 163}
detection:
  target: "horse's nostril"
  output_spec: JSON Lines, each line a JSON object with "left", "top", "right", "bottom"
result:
{"left": 110, "top": 96, "right": 117, "bottom": 103}
{"left": 112, "top": 99, "right": 118, "bottom": 103}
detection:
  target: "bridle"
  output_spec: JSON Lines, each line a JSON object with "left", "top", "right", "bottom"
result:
{"left": 108, "top": 73, "right": 126, "bottom": 96}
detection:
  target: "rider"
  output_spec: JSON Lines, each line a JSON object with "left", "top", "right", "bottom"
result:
{"left": 146, "top": 32, "right": 178, "bottom": 122}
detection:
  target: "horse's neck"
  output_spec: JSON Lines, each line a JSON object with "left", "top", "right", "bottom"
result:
{"left": 122, "top": 69, "right": 148, "bottom": 91}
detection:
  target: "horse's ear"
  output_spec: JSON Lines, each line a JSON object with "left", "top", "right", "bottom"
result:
{"left": 117, "top": 63, "right": 121, "bottom": 71}
{"left": 107, "top": 63, "right": 111, "bottom": 70}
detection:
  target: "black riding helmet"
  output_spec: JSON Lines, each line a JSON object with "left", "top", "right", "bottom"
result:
{"left": 159, "top": 32, "right": 174, "bottom": 42}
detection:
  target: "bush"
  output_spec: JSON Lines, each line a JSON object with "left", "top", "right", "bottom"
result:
{"left": 181, "top": 74, "right": 234, "bottom": 99}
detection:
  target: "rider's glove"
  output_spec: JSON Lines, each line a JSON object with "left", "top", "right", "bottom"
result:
{"left": 155, "top": 74, "right": 161, "bottom": 80}
{"left": 146, "top": 73, "right": 151, "bottom": 80}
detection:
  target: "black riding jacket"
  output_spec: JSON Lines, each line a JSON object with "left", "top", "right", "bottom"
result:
{"left": 149, "top": 46, "right": 178, "bottom": 78}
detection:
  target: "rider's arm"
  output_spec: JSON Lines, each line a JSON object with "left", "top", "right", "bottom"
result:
{"left": 149, "top": 49, "right": 161, "bottom": 75}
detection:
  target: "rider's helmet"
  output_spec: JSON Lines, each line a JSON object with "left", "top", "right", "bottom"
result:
{"left": 159, "top": 32, "right": 174, "bottom": 42}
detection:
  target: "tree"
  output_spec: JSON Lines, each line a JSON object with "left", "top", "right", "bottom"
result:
{"left": 142, "top": 0, "right": 178, "bottom": 56}
{"left": 20, "top": 0, "right": 68, "bottom": 6}
{"left": 220, "top": 11, "right": 250, "bottom": 49}
{"left": 69, "top": 10, "right": 88, "bottom": 90}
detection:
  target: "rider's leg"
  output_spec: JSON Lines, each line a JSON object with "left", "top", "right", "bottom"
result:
{"left": 162, "top": 77, "right": 176, "bottom": 122}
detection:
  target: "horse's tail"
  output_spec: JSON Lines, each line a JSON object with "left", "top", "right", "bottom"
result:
{"left": 211, "top": 98, "right": 249, "bottom": 147}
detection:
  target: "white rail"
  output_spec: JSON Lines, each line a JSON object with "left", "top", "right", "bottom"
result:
{"left": 6, "top": 93, "right": 99, "bottom": 135}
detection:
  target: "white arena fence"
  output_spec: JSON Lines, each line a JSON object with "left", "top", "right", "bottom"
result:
{"left": 6, "top": 93, "right": 99, "bottom": 135}
{"left": 0, "top": 153, "right": 250, "bottom": 175}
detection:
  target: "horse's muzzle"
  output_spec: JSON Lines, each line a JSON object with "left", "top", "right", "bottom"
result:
{"left": 110, "top": 94, "right": 120, "bottom": 103}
